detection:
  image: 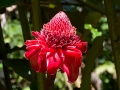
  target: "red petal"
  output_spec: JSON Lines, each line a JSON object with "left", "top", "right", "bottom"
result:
{"left": 24, "top": 49, "right": 40, "bottom": 59}
{"left": 31, "top": 31, "right": 41, "bottom": 37}
{"left": 41, "top": 48, "right": 55, "bottom": 52}
{"left": 30, "top": 52, "right": 47, "bottom": 72}
{"left": 65, "top": 50, "right": 82, "bottom": 56}
{"left": 25, "top": 40, "right": 40, "bottom": 46}
{"left": 46, "top": 49, "right": 64, "bottom": 75}
{"left": 26, "top": 44, "right": 41, "bottom": 50}
{"left": 66, "top": 46, "right": 81, "bottom": 52}
{"left": 39, "top": 55, "right": 47, "bottom": 72}
{"left": 75, "top": 42, "right": 87, "bottom": 53}
{"left": 60, "top": 49, "right": 82, "bottom": 83}
{"left": 30, "top": 53, "right": 41, "bottom": 72}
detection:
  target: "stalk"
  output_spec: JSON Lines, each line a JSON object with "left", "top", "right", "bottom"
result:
{"left": 31, "top": 0, "right": 45, "bottom": 90}
{"left": 17, "top": 3, "right": 31, "bottom": 40}
{"left": 17, "top": 1, "right": 35, "bottom": 82}
{"left": 80, "top": 36, "right": 105, "bottom": 90}
{"left": 0, "top": 21, "right": 12, "bottom": 90}
{"left": 31, "top": 0, "right": 42, "bottom": 31}
{"left": 44, "top": 74, "right": 56, "bottom": 90}
{"left": 104, "top": 0, "right": 120, "bottom": 90}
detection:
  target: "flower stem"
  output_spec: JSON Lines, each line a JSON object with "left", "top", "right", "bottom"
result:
{"left": 104, "top": 0, "right": 120, "bottom": 90}
{"left": 31, "top": 0, "right": 45, "bottom": 90}
{"left": 44, "top": 74, "right": 56, "bottom": 90}
{"left": 37, "top": 72, "right": 45, "bottom": 90}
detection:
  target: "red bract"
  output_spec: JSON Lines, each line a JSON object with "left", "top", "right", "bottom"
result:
{"left": 24, "top": 11, "right": 87, "bottom": 83}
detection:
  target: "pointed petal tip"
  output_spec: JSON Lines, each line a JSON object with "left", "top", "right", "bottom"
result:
{"left": 24, "top": 52, "right": 29, "bottom": 60}
{"left": 31, "top": 31, "right": 41, "bottom": 37}
{"left": 24, "top": 52, "right": 30, "bottom": 60}
{"left": 75, "top": 41, "right": 87, "bottom": 53}
{"left": 68, "top": 78, "right": 77, "bottom": 83}
{"left": 58, "top": 11, "right": 67, "bottom": 15}
{"left": 67, "top": 71, "right": 79, "bottom": 83}
{"left": 53, "top": 11, "right": 68, "bottom": 19}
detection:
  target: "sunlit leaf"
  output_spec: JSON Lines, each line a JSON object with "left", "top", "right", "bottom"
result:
{"left": 84, "top": 24, "right": 102, "bottom": 40}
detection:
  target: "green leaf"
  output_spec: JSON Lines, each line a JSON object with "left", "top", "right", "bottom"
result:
{"left": 85, "top": 11, "right": 102, "bottom": 26}
{"left": 84, "top": 24, "right": 102, "bottom": 40}
{"left": 3, "top": 59, "right": 31, "bottom": 81}
{"left": 0, "top": 0, "right": 19, "bottom": 7}
{"left": 48, "top": 4, "right": 55, "bottom": 8}
{"left": 81, "top": 36, "right": 105, "bottom": 90}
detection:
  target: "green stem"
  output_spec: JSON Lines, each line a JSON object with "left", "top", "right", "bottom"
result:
{"left": 17, "top": 4, "right": 31, "bottom": 40}
{"left": 17, "top": 2, "right": 35, "bottom": 82}
{"left": 0, "top": 21, "right": 12, "bottom": 90}
{"left": 81, "top": 36, "right": 105, "bottom": 90}
{"left": 31, "top": 0, "right": 45, "bottom": 90}
{"left": 104, "top": 0, "right": 120, "bottom": 90}
{"left": 37, "top": 72, "right": 45, "bottom": 90}
{"left": 44, "top": 74, "right": 56, "bottom": 90}
{"left": 77, "top": 0, "right": 105, "bottom": 14}
{"left": 31, "top": 0, "right": 42, "bottom": 31}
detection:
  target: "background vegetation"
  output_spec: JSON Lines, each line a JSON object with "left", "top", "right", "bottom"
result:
{"left": 0, "top": 0, "right": 120, "bottom": 90}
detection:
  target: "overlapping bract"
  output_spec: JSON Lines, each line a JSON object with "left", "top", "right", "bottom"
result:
{"left": 24, "top": 11, "right": 87, "bottom": 83}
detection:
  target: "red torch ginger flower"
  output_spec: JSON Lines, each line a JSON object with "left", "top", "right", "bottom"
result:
{"left": 24, "top": 11, "right": 87, "bottom": 83}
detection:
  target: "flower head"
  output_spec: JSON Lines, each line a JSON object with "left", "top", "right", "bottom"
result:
{"left": 24, "top": 11, "right": 87, "bottom": 83}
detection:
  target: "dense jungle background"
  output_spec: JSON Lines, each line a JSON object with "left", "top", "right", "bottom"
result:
{"left": 0, "top": 0, "right": 120, "bottom": 90}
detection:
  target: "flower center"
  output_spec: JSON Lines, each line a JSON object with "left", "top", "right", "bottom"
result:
{"left": 41, "top": 27, "right": 80, "bottom": 48}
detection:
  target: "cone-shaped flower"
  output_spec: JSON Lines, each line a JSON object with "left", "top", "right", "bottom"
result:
{"left": 24, "top": 11, "right": 87, "bottom": 83}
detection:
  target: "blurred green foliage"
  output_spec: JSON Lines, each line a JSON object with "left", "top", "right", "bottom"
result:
{"left": 3, "top": 19, "right": 24, "bottom": 48}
